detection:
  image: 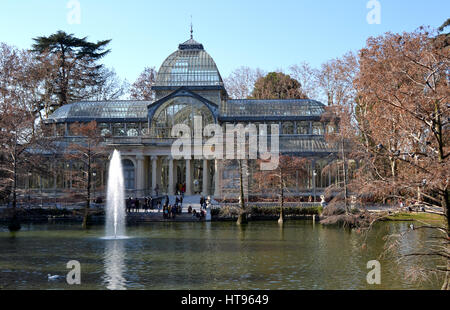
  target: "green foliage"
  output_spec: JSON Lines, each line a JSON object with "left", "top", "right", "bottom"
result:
{"left": 32, "top": 31, "right": 111, "bottom": 59}
{"left": 438, "top": 18, "right": 450, "bottom": 32}
{"left": 250, "top": 72, "right": 308, "bottom": 100}
{"left": 212, "top": 205, "right": 322, "bottom": 219}
{"left": 31, "top": 31, "right": 112, "bottom": 115}
{"left": 250, "top": 205, "right": 322, "bottom": 216}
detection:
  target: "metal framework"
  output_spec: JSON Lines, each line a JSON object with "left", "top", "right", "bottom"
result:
{"left": 220, "top": 99, "right": 325, "bottom": 121}
{"left": 154, "top": 38, "right": 224, "bottom": 88}
{"left": 47, "top": 101, "right": 149, "bottom": 123}
{"left": 45, "top": 36, "right": 335, "bottom": 157}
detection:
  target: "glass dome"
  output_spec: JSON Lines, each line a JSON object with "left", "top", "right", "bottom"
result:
{"left": 154, "top": 38, "right": 224, "bottom": 88}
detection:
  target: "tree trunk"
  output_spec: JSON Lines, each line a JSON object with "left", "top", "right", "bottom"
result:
{"left": 341, "top": 138, "right": 349, "bottom": 214}
{"left": 82, "top": 152, "right": 92, "bottom": 229}
{"left": 278, "top": 184, "right": 284, "bottom": 224}
{"left": 8, "top": 148, "right": 21, "bottom": 232}
{"left": 236, "top": 160, "right": 247, "bottom": 225}
{"left": 441, "top": 188, "right": 449, "bottom": 290}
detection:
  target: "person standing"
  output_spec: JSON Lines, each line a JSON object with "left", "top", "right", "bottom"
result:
{"left": 164, "top": 195, "right": 169, "bottom": 210}
{"left": 135, "top": 198, "right": 140, "bottom": 212}
{"left": 200, "top": 196, "right": 204, "bottom": 209}
{"left": 126, "top": 197, "right": 132, "bottom": 213}
{"left": 130, "top": 197, "right": 135, "bottom": 212}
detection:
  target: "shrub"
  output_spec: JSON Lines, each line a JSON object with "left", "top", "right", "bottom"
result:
{"left": 250, "top": 206, "right": 322, "bottom": 216}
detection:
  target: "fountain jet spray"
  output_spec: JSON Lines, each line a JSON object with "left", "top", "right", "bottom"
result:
{"left": 105, "top": 150, "right": 126, "bottom": 239}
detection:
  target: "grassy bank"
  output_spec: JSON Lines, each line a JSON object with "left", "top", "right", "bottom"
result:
{"left": 385, "top": 212, "right": 445, "bottom": 225}
{"left": 212, "top": 205, "right": 323, "bottom": 220}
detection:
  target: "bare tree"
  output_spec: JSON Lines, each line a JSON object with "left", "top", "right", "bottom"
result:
{"left": 350, "top": 27, "right": 449, "bottom": 289}
{"left": 317, "top": 52, "right": 358, "bottom": 106}
{"left": 0, "top": 43, "right": 49, "bottom": 231}
{"left": 224, "top": 66, "right": 265, "bottom": 99}
{"left": 86, "top": 67, "right": 129, "bottom": 101}
{"left": 130, "top": 66, "right": 157, "bottom": 101}
{"left": 289, "top": 62, "right": 320, "bottom": 99}
{"left": 65, "top": 121, "right": 106, "bottom": 229}
{"left": 254, "top": 156, "right": 308, "bottom": 223}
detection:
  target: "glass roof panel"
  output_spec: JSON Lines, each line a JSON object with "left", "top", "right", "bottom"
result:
{"left": 47, "top": 101, "right": 150, "bottom": 122}
{"left": 221, "top": 99, "right": 325, "bottom": 117}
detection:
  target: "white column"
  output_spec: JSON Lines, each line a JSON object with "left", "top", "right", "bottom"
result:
{"left": 242, "top": 159, "right": 249, "bottom": 202}
{"left": 136, "top": 155, "right": 145, "bottom": 197}
{"left": 144, "top": 157, "right": 149, "bottom": 195}
{"left": 173, "top": 159, "right": 178, "bottom": 193}
{"left": 151, "top": 156, "right": 157, "bottom": 195}
{"left": 185, "top": 158, "right": 192, "bottom": 195}
{"left": 156, "top": 157, "right": 162, "bottom": 192}
{"left": 168, "top": 156, "right": 174, "bottom": 195}
{"left": 214, "top": 160, "right": 220, "bottom": 198}
{"left": 202, "top": 159, "right": 209, "bottom": 195}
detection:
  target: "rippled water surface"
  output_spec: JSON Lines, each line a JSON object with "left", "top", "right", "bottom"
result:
{"left": 0, "top": 221, "right": 441, "bottom": 290}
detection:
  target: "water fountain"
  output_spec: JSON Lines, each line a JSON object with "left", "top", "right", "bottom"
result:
{"left": 104, "top": 150, "right": 127, "bottom": 239}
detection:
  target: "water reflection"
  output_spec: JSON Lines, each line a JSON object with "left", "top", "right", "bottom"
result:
{"left": 103, "top": 240, "right": 127, "bottom": 290}
{"left": 0, "top": 221, "right": 442, "bottom": 289}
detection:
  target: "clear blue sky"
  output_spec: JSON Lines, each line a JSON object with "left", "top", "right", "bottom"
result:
{"left": 0, "top": 0, "right": 448, "bottom": 83}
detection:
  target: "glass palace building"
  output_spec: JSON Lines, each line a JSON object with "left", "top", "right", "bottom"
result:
{"left": 42, "top": 36, "right": 339, "bottom": 200}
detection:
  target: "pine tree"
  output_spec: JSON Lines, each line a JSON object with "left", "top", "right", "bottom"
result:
{"left": 32, "top": 31, "right": 111, "bottom": 116}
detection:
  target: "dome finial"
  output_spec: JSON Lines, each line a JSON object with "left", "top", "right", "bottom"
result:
{"left": 190, "top": 15, "right": 193, "bottom": 39}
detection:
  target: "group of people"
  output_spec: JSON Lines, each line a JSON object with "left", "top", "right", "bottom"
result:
{"left": 187, "top": 205, "right": 206, "bottom": 219}
{"left": 162, "top": 194, "right": 184, "bottom": 219}
{"left": 162, "top": 204, "right": 182, "bottom": 219}
{"left": 125, "top": 194, "right": 209, "bottom": 220}
{"left": 126, "top": 196, "right": 161, "bottom": 213}
{"left": 399, "top": 199, "right": 426, "bottom": 212}
{"left": 199, "top": 195, "right": 209, "bottom": 209}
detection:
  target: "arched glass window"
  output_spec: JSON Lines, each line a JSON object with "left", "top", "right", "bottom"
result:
{"left": 282, "top": 122, "right": 294, "bottom": 135}
{"left": 296, "top": 121, "right": 310, "bottom": 134}
{"left": 126, "top": 123, "right": 139, "bottom": 136}
{"left": 151, "top": 96, "right": 215, "bottom": 138}
{"left": 326, "top": 123, "right": 336, "bottom": 134}
{"left": 312, "top": 122, "right": 324, "bottom": 135}
{"left": 99, "top": 123, "right": 111, "bottom": 137}
{"left": 113, "top": 123, "right": 126, "bottom": 136}
{"left": 122, "top": 159, "right": 135, "bottom": 190}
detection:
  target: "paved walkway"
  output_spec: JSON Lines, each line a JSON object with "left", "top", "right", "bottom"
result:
{"left": 163, "top": 194, "right": 219, "bottom": 212}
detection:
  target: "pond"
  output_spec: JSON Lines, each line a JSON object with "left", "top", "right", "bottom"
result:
{"left": 0, "top": 220, "right": 441, "bottom": 290}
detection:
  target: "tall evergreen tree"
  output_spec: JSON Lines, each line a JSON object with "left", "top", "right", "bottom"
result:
{"left": 32, "top": 31, "right": 111, "bottom": 116}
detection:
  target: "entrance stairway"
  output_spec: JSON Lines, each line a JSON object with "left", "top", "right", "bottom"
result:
{"left": 165, "top": 194, "right": 219, "bottom": 213}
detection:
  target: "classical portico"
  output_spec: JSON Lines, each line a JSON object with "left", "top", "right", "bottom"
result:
{"left": 124, "top": 153, "right": 217, "bottom": 197}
